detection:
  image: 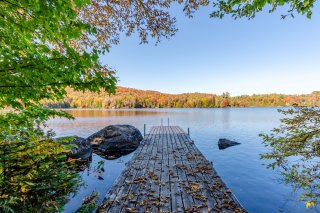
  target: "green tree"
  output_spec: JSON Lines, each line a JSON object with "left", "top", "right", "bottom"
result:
{"left": 260, "top": 107, "right": 320, "bottom": 209}
{"left": 0, "top": 0, "right": 112, "bottom": 211}
{"left": 211, "top": 0, "right": 315, "bottom": 19}
{"left": 0, "top": 0, "right": 208, "bottom": 211}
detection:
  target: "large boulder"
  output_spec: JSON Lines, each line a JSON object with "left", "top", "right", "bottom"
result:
{"left": 87, "top": 125, "right": 143, "bottom": 159}
{"left": 218, "top": 138, "right": 241, "bottom": 150}
{"left": 58, "top": 136, "right": 92, "bottom": 160}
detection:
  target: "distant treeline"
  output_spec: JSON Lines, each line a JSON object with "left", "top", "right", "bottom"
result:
{"left": 44, "top": 87, "right": 320, "bottom": 108}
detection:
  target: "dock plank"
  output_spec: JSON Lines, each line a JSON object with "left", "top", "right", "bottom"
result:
{"left": 97, "top": 126, "right": 246, "bottom": 213}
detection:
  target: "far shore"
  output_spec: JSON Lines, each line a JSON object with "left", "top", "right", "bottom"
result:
{"left": 53, "top": 106, "right": 293, "bottom": 110}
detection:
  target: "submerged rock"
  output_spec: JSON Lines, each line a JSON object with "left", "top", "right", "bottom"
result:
{"left": 218, "top": 138, "right": 241, "bottom": 150}
{"left": 58, "top": 136, "right": 92, "bottom": 160}
{"left": 87, "top": 125, "right": 143, "bottom": 159}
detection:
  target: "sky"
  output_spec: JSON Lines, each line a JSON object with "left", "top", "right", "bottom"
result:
{"left": 102, "top": 3, "right": 320, "bottom": 96}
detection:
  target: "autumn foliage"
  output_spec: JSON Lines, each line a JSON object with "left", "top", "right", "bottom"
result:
{"left": 45, "top": 87, "right": 320, "bottom": 109}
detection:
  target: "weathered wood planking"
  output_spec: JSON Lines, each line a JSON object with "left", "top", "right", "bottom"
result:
{"left": 97, "top": 126, "right": 246, "bottom": 213}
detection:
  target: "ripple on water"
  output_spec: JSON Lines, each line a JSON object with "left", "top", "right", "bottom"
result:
{"left": 46, "top": 108, "right": 312, "bottom": 212}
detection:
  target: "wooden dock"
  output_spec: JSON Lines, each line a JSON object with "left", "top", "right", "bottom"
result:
{"left": 97, "top": 126, "right": 246, "bottom": 213}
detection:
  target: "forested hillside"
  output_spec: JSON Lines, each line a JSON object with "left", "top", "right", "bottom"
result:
{"left": 45, "top": 87, "right": 320, "bottom": 108}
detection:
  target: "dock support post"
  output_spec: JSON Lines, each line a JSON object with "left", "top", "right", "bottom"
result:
{"left": 188, "top": 128, "right": 190, "bottom": 136}
{"left": 144, "top": 124, "right": 146, "bottom": 137}
{"left": 168, "top": 118, "right": 169, "bottom": 126}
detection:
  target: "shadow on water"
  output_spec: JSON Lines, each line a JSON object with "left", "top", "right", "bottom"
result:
{"left": 63, "top": 152, "right": 134, "bottom": 213}
{"left": 93, "top": 148, "right": 135, "bottom": 160}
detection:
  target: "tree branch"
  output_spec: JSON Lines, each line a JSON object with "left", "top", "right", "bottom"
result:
{"left": 0, "top": 81, "right": 95, "bottom": 88}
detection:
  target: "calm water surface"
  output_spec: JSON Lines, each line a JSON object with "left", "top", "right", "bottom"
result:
{"left": 47, "top": 108, "right": 312, "bottom": 213}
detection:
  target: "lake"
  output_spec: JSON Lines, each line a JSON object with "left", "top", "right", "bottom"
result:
{"left": 47, "top": 108, "right": 311, "bottom": 213}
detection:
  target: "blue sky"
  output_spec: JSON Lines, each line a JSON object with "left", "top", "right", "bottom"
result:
{"left": 102, "top": 4, "right": 320, "bottom": 96}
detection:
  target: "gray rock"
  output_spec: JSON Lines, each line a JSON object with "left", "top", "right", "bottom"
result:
{"left": 87, "top": 125, "right": 143, "bottom": 159}
{"left": 218, "top": 138, "right": 241, "bottom": 150}
{"left": 58, "top": 137, "right": 92, "bottom": 160}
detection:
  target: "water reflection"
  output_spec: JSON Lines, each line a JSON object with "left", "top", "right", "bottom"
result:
{"left": 221, "top": 108, "right": 230, "bottom": 129}
{"left": 63, "top": 108, "right": 172, "bottom": 118}
{"left": 47, "top": 108, "right": 310, "bottom": 213}
{"left": 93, "top": 149, "right": 135, "bottom": 160}
{"left": 62, "top": 153, "right": 133, "bottom": 213}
